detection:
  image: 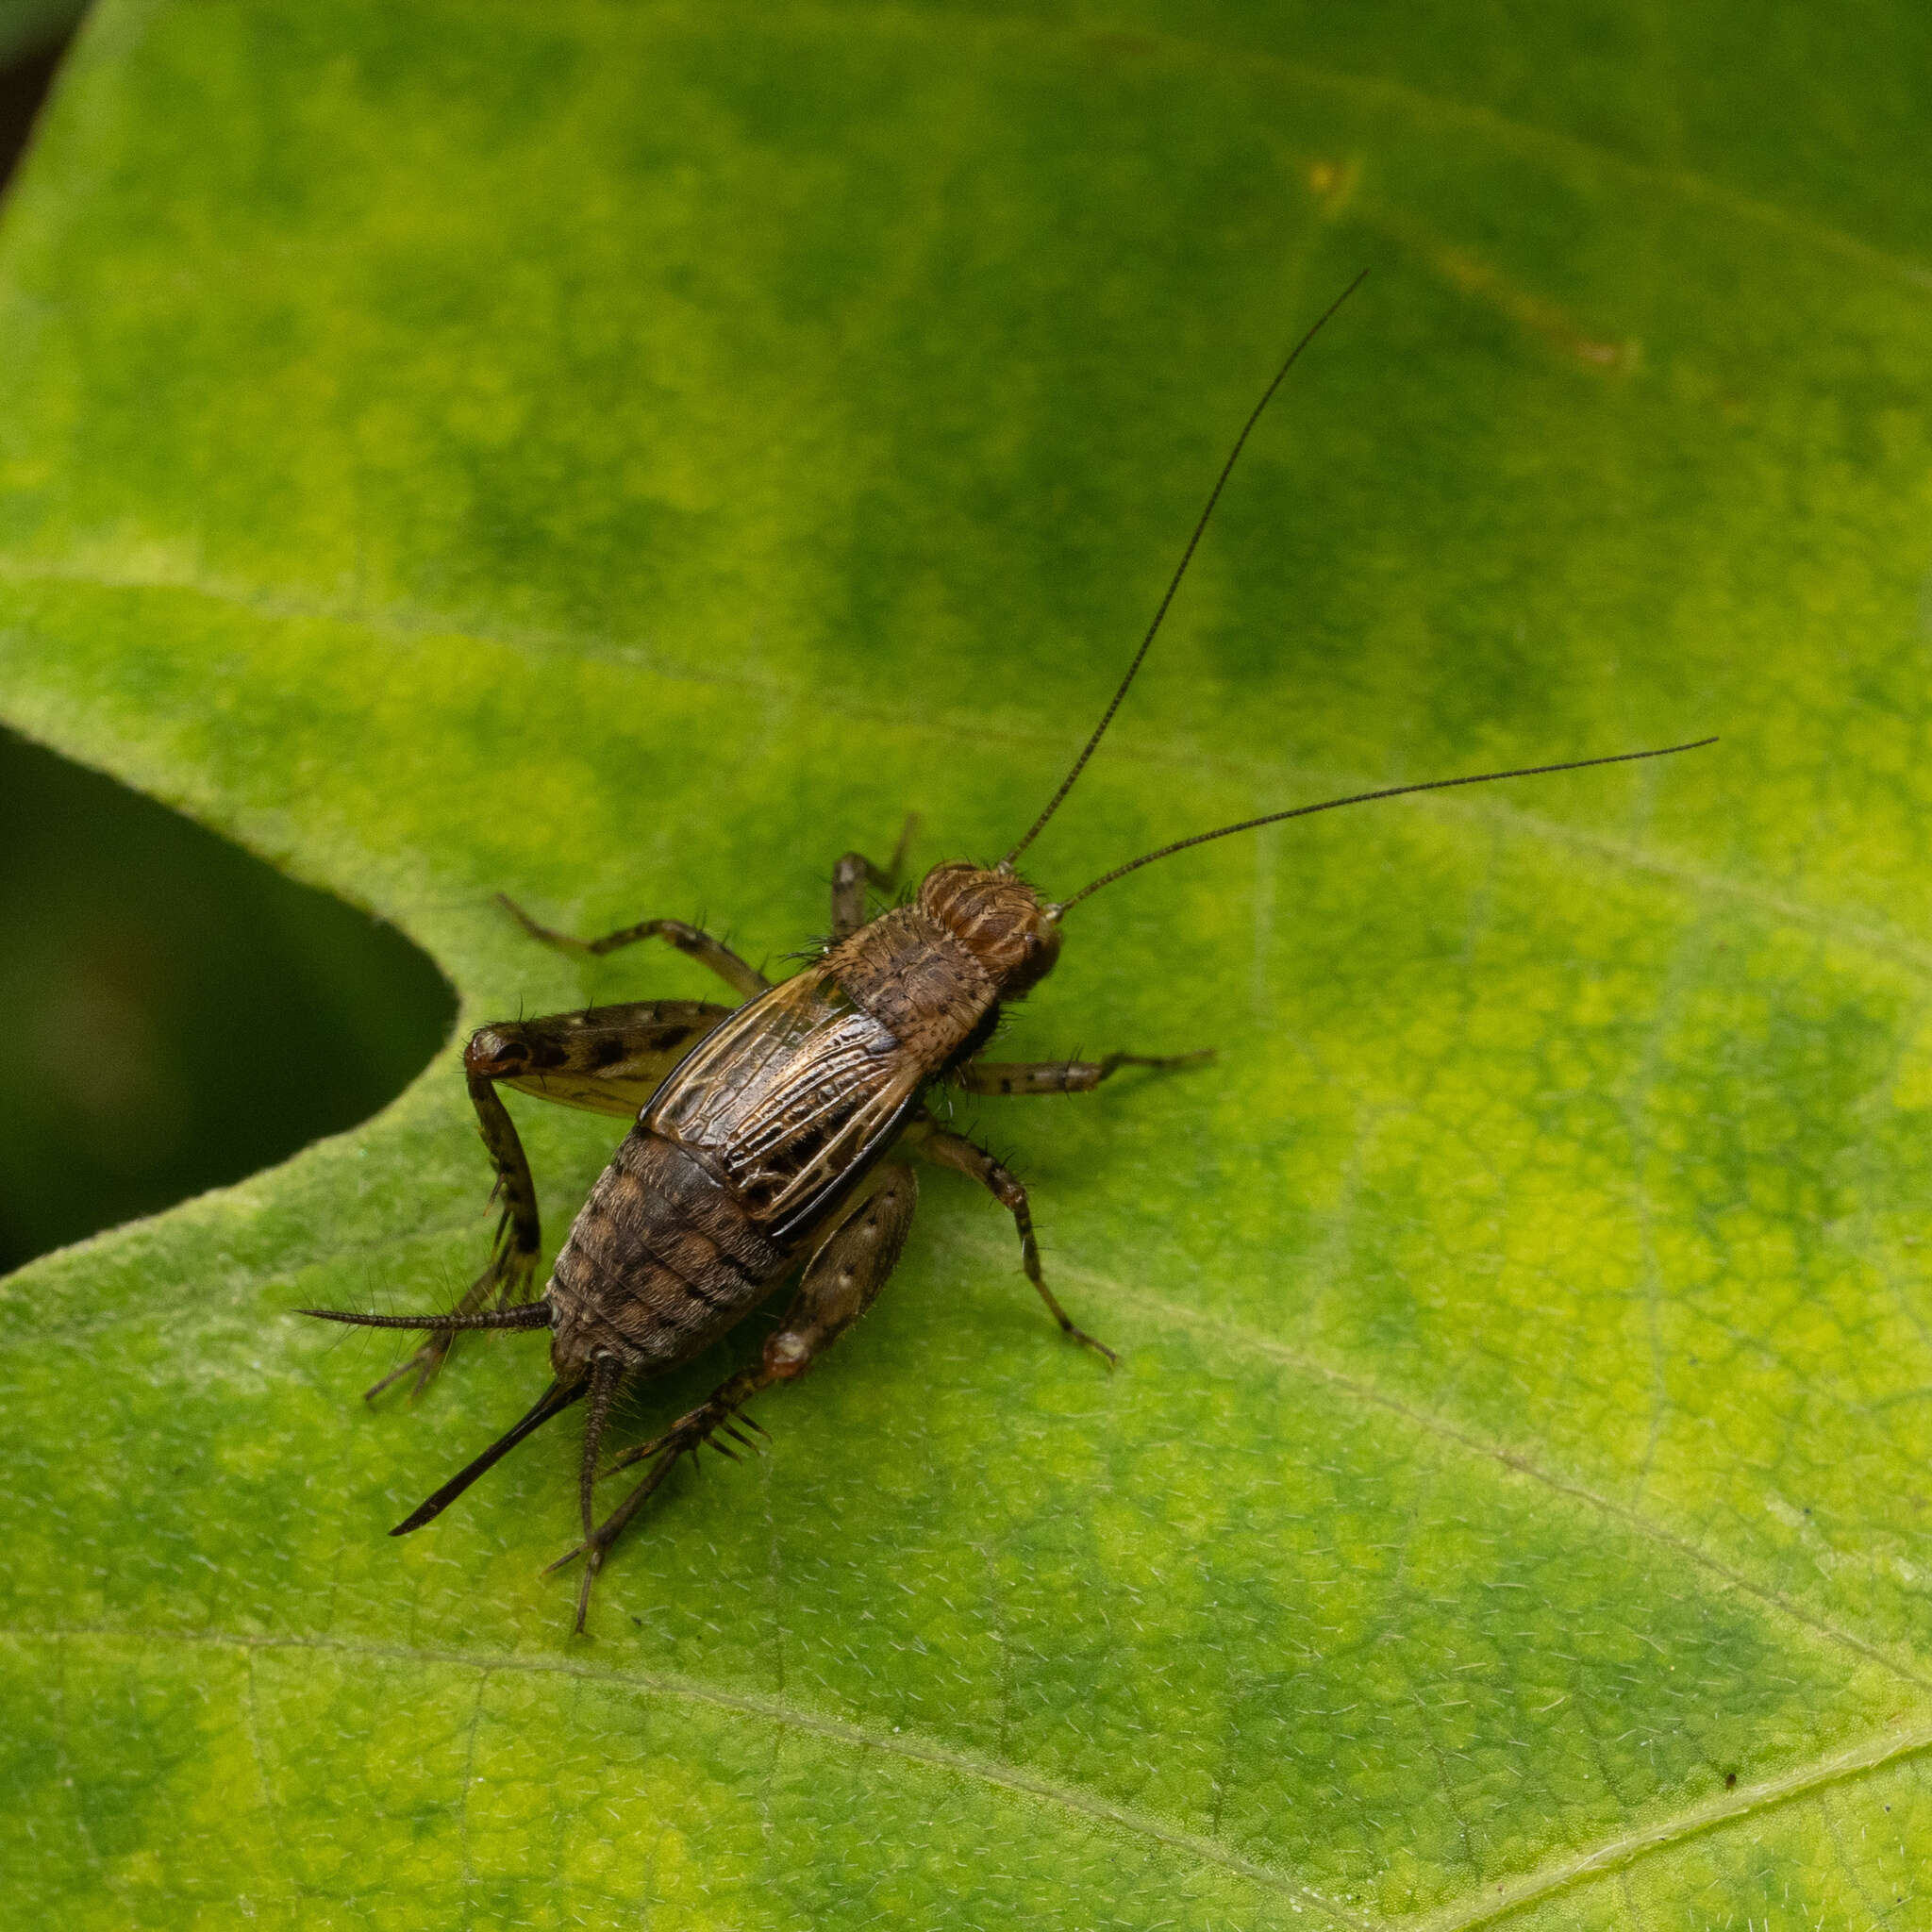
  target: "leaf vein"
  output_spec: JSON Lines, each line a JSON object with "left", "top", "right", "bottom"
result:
{"left": 3, "top": 558, "right": 1923, "bottom": 981}
{"left": 1048, "top": 1255, "right": 1932, "bottom": 1695}
{"left": 1403, "top": 1715, "right": 1932, "bottom": 1929}
{"left": 7, "top": 1623, "right": 1369, "bottom": 1930}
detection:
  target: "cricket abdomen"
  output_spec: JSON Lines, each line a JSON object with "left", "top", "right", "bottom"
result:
{"left": 546, "top": 1128, "right": 783, "bottom": 1375}
{"left": 544, "top": 908, "right": 1008, "bottom": 1380}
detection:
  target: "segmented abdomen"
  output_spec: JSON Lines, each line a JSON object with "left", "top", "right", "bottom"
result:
{"left": 546, "top": 1128, "right": 784, "bottom": 1371}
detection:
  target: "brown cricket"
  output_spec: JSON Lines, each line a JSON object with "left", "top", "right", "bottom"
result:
{"left": 305, "top": 277, "right": 1712, "bottom": 1630}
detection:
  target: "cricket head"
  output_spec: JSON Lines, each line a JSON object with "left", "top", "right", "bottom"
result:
{"left": 918, "top": 861, "right": 1062, "bottom": 998}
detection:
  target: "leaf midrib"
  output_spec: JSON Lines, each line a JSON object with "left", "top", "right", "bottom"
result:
{"left": 14, "top": 1623, "right": 1366, "bottom": 1927}
{"left": 17, "top": 1192, "right": 1932, "bottom": 1922}
{"left": 16, "top": 1618, "right": 1929, "bottom": 1926}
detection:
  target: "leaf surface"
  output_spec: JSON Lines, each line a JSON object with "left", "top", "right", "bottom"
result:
{"left": 4, "top": 3, "right": 1931, "bottom": 1924}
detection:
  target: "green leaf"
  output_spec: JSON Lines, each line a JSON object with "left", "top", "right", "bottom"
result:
{"left": 4, "top": 2, "right": 1930, "bottom": 1924}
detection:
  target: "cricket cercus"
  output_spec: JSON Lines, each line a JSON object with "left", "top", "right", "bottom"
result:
{"left": 306, "top": 277, "right": 1712, "bottom": 1631}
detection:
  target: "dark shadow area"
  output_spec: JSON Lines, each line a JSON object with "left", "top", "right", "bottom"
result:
{"left": 0, "top": 33, "right": 458, "bottom": 1268}
{"left": 0, "top": 26, "right": 68, "bottom": 182}
{"left": 0, "top": 729, "right": 457, "bottom": 1270}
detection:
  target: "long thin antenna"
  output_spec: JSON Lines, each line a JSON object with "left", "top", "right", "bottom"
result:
{"left": 1054, "top": 737, "right": 1717, "bottom": 914}
{"left": 1000, "top": 271, "right": 1369, "bottom": 873}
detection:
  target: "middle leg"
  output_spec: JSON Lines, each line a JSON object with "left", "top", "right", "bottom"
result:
{"left": 498, "top": 895, "right": 770, "bottom": 998}
{"left": 953, "top": 1048, "right": 1213, "bottom": 1096}
{"left": 908, "top": 1121, "right": 1116, "bottom": 1364}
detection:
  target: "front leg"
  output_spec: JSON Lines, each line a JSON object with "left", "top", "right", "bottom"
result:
{"left": 908, "top": 1122, "right": 1116, "bottom": 1364}
{"left": 954, "top": 1048, "right": 1212, "bottom": 1095}
{"left": 550, "top": 1164, "right": 920, "bottom": 1632}
{"left": 830, "top": 813, "right": 920, "bottom": 939}
{"left": 498, "top": 895, "right": 770, "bottom": 999}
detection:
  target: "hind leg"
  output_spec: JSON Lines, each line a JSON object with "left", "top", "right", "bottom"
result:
{"left": 550, "top": 1165, "right": 920, "bottom": 1633}
{"left": 360, "top": 1001, "right": 731, "bottom": 1400}
{"left": 359, "top": 1068, "right": 544, "bottom": 1401}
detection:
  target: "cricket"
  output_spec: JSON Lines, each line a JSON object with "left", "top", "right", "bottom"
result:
{"left": 305, "top": 275, "right": 1712, "bottom": 1631}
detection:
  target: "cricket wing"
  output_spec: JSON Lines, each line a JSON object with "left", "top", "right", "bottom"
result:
{"left": 644, "top": 964, "right": 926, "bottom": 1244}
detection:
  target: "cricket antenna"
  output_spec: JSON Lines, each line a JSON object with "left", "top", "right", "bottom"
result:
{"left": 1052, "top": 737, "right": 1718, "bottom": 914}
{"left": 1001, "top": 269, "right": 1369, "bottom": 873}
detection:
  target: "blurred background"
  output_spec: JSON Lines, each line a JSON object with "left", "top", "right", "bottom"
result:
{"left": 0, "top": 8, "right": 454, "bottom": 1271}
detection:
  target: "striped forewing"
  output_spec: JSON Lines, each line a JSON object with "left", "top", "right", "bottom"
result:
{"left": 643, "top": 964, "right": 924, "bottom": 1242}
